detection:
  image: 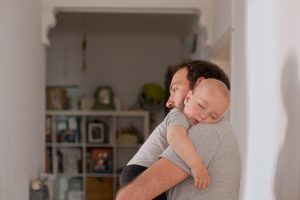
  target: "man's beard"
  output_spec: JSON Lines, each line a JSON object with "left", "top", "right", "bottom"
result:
{"left": 177, "top": 100, "right": 185, "bottom": 111}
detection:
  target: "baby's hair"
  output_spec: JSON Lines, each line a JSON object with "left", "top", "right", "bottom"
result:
{"left": 196, "top": 78, "right": 230, "bottom": 101}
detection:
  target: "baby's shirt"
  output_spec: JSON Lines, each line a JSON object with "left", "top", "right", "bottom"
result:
{"left": 127, "top": 108, "right": 190, "bottom": 167}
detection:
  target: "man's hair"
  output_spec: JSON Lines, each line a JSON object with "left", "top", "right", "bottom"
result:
{"left": 166, "top": 60, "right": 230, "bottom": 91}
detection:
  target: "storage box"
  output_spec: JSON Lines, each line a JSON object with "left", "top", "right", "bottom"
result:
{"left": 86, "top": 177, "right": 113, "bottom": 200}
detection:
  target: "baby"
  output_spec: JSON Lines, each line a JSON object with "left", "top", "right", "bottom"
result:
{"left": 120, "top": 78, "right": 230, "bottom": 197}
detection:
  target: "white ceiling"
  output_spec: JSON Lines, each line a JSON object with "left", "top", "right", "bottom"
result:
{"left": 51, "top": 12, "right": 198, "bottom": 37}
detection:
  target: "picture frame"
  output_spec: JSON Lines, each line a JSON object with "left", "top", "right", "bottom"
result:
{"left": 94, "top": 86, "right": 115, "bottom": 110}
{"left": 91, "top": 148, "right": 113, "bottom": 173}
{"left": 46, "top": 87, "right": 68, "bottom": 110}
{"left": 88, "top": 123, "right": 105, "bottom": 143}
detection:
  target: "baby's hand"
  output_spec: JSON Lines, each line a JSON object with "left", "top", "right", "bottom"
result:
{"left": 191, "top": 166, "right": 211, "bottom": 190}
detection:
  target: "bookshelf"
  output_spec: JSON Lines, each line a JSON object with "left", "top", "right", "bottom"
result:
{"left": 45, "top": 110, "right": 149, "bottom": 200}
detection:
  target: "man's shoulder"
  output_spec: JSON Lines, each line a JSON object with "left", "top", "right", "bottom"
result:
{"left": 164, "top": 108, "right": 190, "bottom": 128}
{"left": 165, "top": 108, "right": 183, "bottom": 117}
{"left": 189, "top": 117, "right": 231, "bottom": 135}
{"left": 187, "top": 117, "right": 236, "bottom": 148}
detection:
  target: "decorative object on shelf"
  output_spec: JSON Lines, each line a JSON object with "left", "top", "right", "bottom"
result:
{"left": 87, "top": 120, "right": 109, "bottom": 144}
{"left": 92, "top": 148, "right": 113, "bottom": 173}
{"left": 55, "top": 177, "right": 69, "bottom": 200}
{"left": 39, "top": 173, "right": 56, "bottom": 200}
{"left": 66, "top": 178, "right": 83, "bottom": 200}
{"left": 80, "top": 96, "right": 95, "bottom": 110}
{"left": 117, "top": 124, "right": 141, "bottom": 144}
{"left": 45, "top": 116, "right": 52, "bottom": 143}
{"left": 59, "top": 148, "right": 82, "bottom": 174}
{"left": 114, "top": 97, "right": 121, "bottom": 111}
{"left": 56, "top": 116, "right": 68, "bottom": 142}
{"left": 62, "top": 130, "right": 78, "bottom": 143}
{"left": 29, "top": 179, "right": 49, "bottom": 200}
{"left": 94, "top": 86, "right": 115, "bottom": 110}
{"left": 139, "top": 83, "right": 165, "bottom": 109}
{"left": 56, "top": 116, "right": 81, "bottom": 143}
{"left": 46, "top": 86, "right": 68, "bottom": 110}
{"left": 65, "top": 86, "right": 80, "bottom": 110}
{"left": 45, "top": 148, "right": 52, "bottom": 173}
{"left": 138, "top": 83, "right": 165, "bottom": 128}
{"left": 88, "top": 122, "right": 105, "bottom": 143}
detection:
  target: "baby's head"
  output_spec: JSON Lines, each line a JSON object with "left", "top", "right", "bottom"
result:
{"left": 183, "top": 78, "right": 230, "bottom": 125}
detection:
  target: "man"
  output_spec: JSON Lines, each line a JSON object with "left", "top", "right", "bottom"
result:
{"left": 117, "top": 60, "right": 241, "bottom": 200}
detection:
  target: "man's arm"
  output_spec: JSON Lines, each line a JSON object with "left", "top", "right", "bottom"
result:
{"left": 116, "top": 158, "right": 188, "bottom": 200}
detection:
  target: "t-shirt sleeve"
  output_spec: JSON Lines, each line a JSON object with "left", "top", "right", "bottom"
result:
{"left": 165, "top": 108, "right": 190, "bottom": 130}
{"left": 160, "top": 124, "right": 220, "bottom": 175}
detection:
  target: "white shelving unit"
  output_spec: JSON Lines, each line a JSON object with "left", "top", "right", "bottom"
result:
{"left": 45, "top": 110, "right": 149, "bottom": 200}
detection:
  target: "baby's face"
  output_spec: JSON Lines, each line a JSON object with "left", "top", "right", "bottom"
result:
{"left": 183, "top": 86, "right": 229, "bottom": 125}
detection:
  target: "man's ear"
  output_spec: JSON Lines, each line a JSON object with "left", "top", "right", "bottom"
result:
{"left": 195, "top": 77, "right": 206, "bottom": 87}
{"left": 184, "top": 90, "right": 193, "bottom": 105}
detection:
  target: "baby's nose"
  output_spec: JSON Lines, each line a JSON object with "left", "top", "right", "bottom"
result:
{"left": 200, "top": 113, "right": 208, "bottom": 120}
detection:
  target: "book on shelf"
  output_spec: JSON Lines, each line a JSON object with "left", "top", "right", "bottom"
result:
{"left": 56, "top": 148, "right": 82, "bottom": 174}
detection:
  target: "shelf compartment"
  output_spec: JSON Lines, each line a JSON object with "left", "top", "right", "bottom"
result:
{"left": 115, "top": 147, "right": 141, "bottom": 174}
{"left": 86, "top": 116, "right": 113, "bottom": 145}
{"left": 55, "top": 177, "right": 83, "bottom": 200}
{"left": 55, "top": 147, "right": 83, "bottom": 174}
{"left": 86, "top": 177, "right": 113, "bottom": 200}
{"left": 86, "top": 147, "right": 113, "bottom": 174}
{"left": 55, "top": 116, "right": 82, "bottom": 143}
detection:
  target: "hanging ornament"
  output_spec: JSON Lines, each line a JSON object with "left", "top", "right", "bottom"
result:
{"left": 81, "top": 14, "right": 87, "bottom": 72}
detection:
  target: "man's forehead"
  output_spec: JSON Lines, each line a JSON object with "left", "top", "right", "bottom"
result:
{"left": 171, "top": 68, "right": 188, "bottom": 84}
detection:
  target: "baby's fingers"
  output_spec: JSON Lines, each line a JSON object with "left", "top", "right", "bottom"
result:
{"left": 193, "top": 176, "right": 200, "bottom": 187}
{"left": 201, "top": 181, "right": 208, "bottom": 190}
{"left": 201, "top": 176, "right": 211, "bottom": 190}
{"left": 195, "top": 177, "right": 204, "bottom": 188}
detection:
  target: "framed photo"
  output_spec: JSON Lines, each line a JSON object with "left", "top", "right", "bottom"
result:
{"left": 94, "top": 86, "right": 115, "bottom": 110}
{"left": 46, "top": 87, "right": 68, "bottom": 110}
{"left": 88, "top": 123, "right": 105, "bottom": 143}
{"left": 92, "top": 148, "right": 113, "bottom": 173}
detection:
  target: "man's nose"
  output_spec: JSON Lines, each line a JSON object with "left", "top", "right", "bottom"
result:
{"left": 166, "top": 99, "right": 174, "bottom": 108}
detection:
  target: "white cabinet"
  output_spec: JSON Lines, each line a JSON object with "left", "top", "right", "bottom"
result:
{"left": 45, "top": 110, "right": 149, "bottom": 200}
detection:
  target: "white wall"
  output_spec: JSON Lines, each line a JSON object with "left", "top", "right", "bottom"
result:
{"left": 231, "top": 0, "right": 248, "bottom": 199}
{"left": 42, "top": 0, "right": 215, "bottom": 52}
{"left": 233, "top": 0, "right": 300, "bottom": 199}
{"left": 211, "top": 0, "right": 232, "bottom": 46}
{"left": 273, "top": 1, "right": 300, "bottom": 199}
{"left": 46, "top": 19, "right": 184, "bottom": 110}
{"left": 0, "top": 0, "right": 45, "bottom": 199}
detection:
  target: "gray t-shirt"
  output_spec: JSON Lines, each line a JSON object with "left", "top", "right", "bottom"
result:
{"left": 127, "top": 108, "right": 190, "bottom": 167}
{"left": 161, "top": 118, "right": 242, "bottom": 200}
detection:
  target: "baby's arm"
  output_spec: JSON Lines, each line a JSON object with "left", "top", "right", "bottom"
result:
{"left": 167, "top": 125, "right": 210, "bottom": 189}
